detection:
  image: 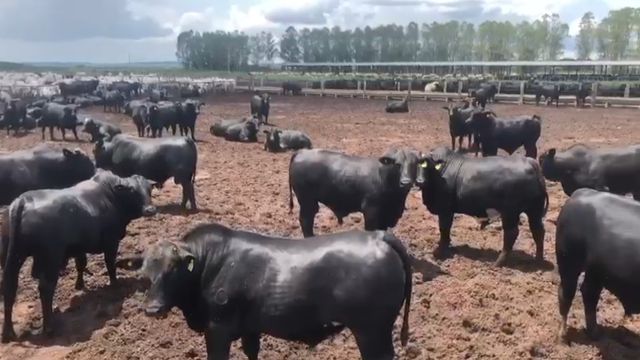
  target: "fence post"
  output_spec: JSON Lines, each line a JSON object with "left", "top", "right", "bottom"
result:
{"left": 497, "top": 81, "right": 502, "bottom": 94}
{"left": 249, "top": 75, "right": 255, "bottom": 91}
{"left": 363, "top": 80, "right": 367, "bottom": 99}
{"left": 260, "top": 77, "right": 264, "bottom": 88}
{"left": 457, "top": 81, "right": 463, "bottom": 97}
{"left": 519, "top": 81, "right": 525, "bottom": 105}
{"left": 625, "top": 83, "right": 630, "bottom": 98}
{"left": 357, "top": 80, "right": 361, "bottom": 91}
{"left": 397, "top": 81, "right": 401, "bottom": 92}
{"left": 408, "top": 80, "right": 412, "bottom": 95}
{"left": 591, "top": 82, "right": 598, "bottom": 107}
{"left": 321, "top": 80, "right": 325, "bottom": 97}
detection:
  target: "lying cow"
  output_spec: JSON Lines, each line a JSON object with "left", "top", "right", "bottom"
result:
{"left": 535, "top": 84, "right": 562, "bottom": 107}
{"left": 289, "top": 148, "right": 418, "bottom": 237}
{"left": 82, "top": 118, "right": 121, "bottom": 142}
{"left": 121, "top": 223, "right": 412, "bottom": 360}
{"left": 466, "top": 111, "right": 541, "bottom": 158}
{"left": 556, "top": 189, "right": 640, "bottom": 341}
{"left": 264, "top": 129, "right": 312, "bottom": 152}
{"left": 539, "top": 144, "right": 640, "bottom": 197}
{"left": 39, "top": 102, "right": 80, "bottom": 141}
{"left": 94, "top": 134, "right": 198, "bottom": 210}
{"left": 442, "top": 101, "right": 476, "bottom": 151}
{"left": 0, "top": 146, "right": 95, "bottom": 206}
{"left": 250, "top": 93, "right": 270, "bottom": 124}
{"left": 385, "top": 96, "right": 409, "bottom": 113}
{"left": 416, "top": 147, "right": 548, "bottom": 266}
{"left": 1, "top": 171, "right": 156, "bottom": 342}
{"left": 210, "top": 118, "right": 259, "bottom": 143}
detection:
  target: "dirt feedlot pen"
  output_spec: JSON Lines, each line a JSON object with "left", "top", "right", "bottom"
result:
{"left": 1, "top": 93, "right": 640, "bottom": 359}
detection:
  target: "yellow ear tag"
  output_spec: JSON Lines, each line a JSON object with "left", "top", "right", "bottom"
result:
{"left": 420, "top": 162, "right": 428, "bottom": 168}
{"left": 435, "top": 163, "right": 443, "bottom": 171}
{"left": 187, "top": 259, "right": 194, "bottom": 272}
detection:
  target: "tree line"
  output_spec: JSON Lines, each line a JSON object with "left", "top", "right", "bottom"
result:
{"left": 175, "top": 8, "right": 640, "bottom": 70}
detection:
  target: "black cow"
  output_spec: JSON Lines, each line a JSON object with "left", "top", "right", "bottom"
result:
{"left": 179, "top": 85, "right": 201, "bottom": 98}
{"left": 466, "top": 111, "right": 541, "bottom": 158}
{"left": 82, "top": 118, "right": 121, "bottom": 142}
{"left": 123, "top": 99, "right": 149, "bottom": 116}
{"left": 179, "top": 100, "right": 204, "bottom": 141}
{"left": 556, "top": 189, "right": 640, "bottom": 341}
{"left": 416, "top": 147, "right": 548, "bottom": 266}
{"left": 147, "top": 102, "right": 182, "bottom": 137}
{"left": 471, "top": 84, "right": 498, "bottom": 109}
{"left": 58, "top": 79, "right": 99, "bottom": 98}
{"left": 23, "top": 107, "right": 41, "bottom": 130}
{"left": 442, "top": 101, "right": 476, "bottom": 151}
{"left": 39, "top": 103, "right": 81, "bottom": 141}
{"left": 0, "top": 171, "right": 156, "bottom": 342}
{"left": 210, "top": 118, "right": 259, "bottom": 143}
{"left": 385, "top": 97, "right": 409, "bottom": 113}
{"left": 264, "top": 129, "right": 312, "bottom": 152}
{"left": 108, "top": 81, "right": 138, "bottom": 99}
{"left": 103, "top": 90, "right": 125, "bottom": 113}
{"left": 282, "top": 81, "right": 302, "bottom": 95}
{"left": 94, "top": 134, "right": 198, "bottom": 210}
{"left": 0, "top": 146, "right": 95, "bottom": 206}
{"left": 132, "top": 104, "right": 150, "bottom": 137}
{"left": 149, "top": 88, "right": 168, "bottom": 103}
{"left": 289, "top": 148, "right": 419, "bottom": 237}
{"left": 121, "top": 223, "right": 412, "bottom": 360}
{"left": 3, "top": 100, "right": 26, "bottom": 135}
{"left": 250, "top": 94, "right": 270, "bottom": 124}
{"left": 576, "top": 85, "right": 591, "bottom": 107}
{"left": 539, "top": 144, "right": 640, "bottom": 197}
{"left": 535, "top": 84, "right": 562, "bottom": 107}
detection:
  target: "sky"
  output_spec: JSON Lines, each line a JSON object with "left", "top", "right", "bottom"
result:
{"left": 0, "top": 0, "right": 629, "bottom": 63}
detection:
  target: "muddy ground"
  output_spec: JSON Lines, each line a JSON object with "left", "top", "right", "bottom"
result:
{"left": 1, "top": 93, "right": 640, "bottom": 360}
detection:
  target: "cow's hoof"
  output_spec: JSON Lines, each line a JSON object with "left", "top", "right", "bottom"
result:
{"left": 433, "top": 246, "right": 451, "bottom": 260}
{"left": 494, "top": 255, "right": 507, "bottom": 267}
{"left": 2, "top": 328, "right": 17, "bottom": 343}
{"left": 75, "top": 282, "right": 84, "bottom": 291}
{"left": 586, "top": 326, "right": 601, "bottom": 340}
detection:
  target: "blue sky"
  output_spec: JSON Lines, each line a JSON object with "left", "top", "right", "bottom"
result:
{"left": 0, "top": 0, "right": 627, "bottom": 63}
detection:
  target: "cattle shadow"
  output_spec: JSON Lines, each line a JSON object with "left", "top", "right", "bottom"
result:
{"left": 155, "top": 203, "right": 212, "bottom": 216}
{"left": 444, "top": 244, "right": 555, "bottom": 273}
{"left": 19, "top": 277, "right": 146, "bottom": 346}
{"left": 409, "top": 254, "right": 448, "bottom": 282}
{"left": 3, "top": 132, "right": 31, "bottom": 139}
{"left": 565, "top": 326, "right": 640, "bottom": 360}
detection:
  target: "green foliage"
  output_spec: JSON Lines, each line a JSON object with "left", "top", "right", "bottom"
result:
{"left": 174, "top": 11, "right": 640, "bottom": 70}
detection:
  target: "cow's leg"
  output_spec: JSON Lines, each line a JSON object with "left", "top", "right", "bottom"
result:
{"left": 241, "top": 334, "right": 260, "bottom": 360}
{"left": 204, "top": 325, "right": 232, "bottom": 360}
{"left": 1, "top": 255, "right": 26, "bottom": 343}
{"left": 61, "top": 128, "right": 66, "bottom": 140}
{"left": 352, "top": 326, "right": 395, "bottom": 360}
{"left": 524, "top": 143, "right": 538, "bottom": 159}
{"left": 49, "top": 126, "right": 55, "bottom": 140}
{"left": 458, "top": 136, "right": 463, "bottom": 150}
{"left": 299, "top": 201, "right": 319, "bottom": 238}
{"left": 451, "top": 136, "right": 456, "bottom": 150}
{"left": 190, "top": 126, "right": 196, "bottom": 141}
{"left": 528, "top": 215, "right": 545, "bottom": 262}
{"left": 434, "top": 213, "right": 454, "bottom": 259}
{"left": 633, "top": 191, "right": 640, "bottom": 201}
{"left": 581, "top": 271, "right": 603, "bottom": 339}
{"left": 495, "top": 215, "right": 519, "bottom": 267}
{"left": 557, "top": 257, "right": 582, "bottom": 342}
{"left": 74, "top": 254, "right": 87, "bottom": 290}
{"left": 363, "top": 207, "right": 382, "bottom": 231}
{"left": 71, "top": 127, "right": 79, "bottom": 141}
{"left": 38, "top": 271, "right": 60, "bottom": 337}
{"left": 41, "top": 126, "right": 46, "bottom": 140}
{"left": 104, "top": 243, "right": 119, "bottom": 286}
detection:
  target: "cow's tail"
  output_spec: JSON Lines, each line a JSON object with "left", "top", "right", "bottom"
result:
{"left": 530, "top": 158, "right": 549, "bottom": 217}
{"left": 186, "top": 137, "right": 197, "bottom": 185}
{"left": 382, "top": 231, "right": 412, "bottom": 346}
{"left": 288, "top": 152, "right": 297, "bottom": 214}
{"left": 1, "top": 198, "right": 25, "bottom": 296}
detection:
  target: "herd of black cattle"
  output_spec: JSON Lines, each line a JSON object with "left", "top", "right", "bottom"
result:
{"left": 1, "top": 81, "right": 640, "bottom": 360}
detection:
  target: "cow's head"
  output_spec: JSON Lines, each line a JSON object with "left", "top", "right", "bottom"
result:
{"left": 538, "top": 148, "right": 562, "bottom": 181}
{"left": 379, "top": 148, "right": 419, "bottom": 190}
{"left": 93, "top": 138, "right": 116, "bottom": 169}
{"left": 107, "top": 173, "right": 157, "bottom": 218}
{"left": 415, "top": 147, "right": 453, "bottom": 188}
{"left": 82, "top": 117, "right": 98, "bottom": 134}
{"left": 467, "top": 110, "right": 496, "bottom": 133}
{"left": 61, "top": 148, "right": 96, "bottom": 182}
{"left": 263, "top": 129, "right": 282, "bottom": 152}
{"left": 141, "top": 241, "right": 197, "bottom": 317}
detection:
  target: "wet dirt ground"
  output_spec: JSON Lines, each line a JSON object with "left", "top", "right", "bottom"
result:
{"left": 1, "top": 93, "right": 640, "bottom": 359}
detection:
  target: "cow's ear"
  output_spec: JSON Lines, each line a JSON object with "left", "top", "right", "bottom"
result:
{"left": 548, "top": 148, "right": 556, "bottom": 157}
{"left": 62, "top": 148, "right": 73, "bottom": 158}
{"left": 379, "top": 156, "right": 396, "bottom": 165}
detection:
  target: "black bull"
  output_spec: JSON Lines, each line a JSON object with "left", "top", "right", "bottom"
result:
{"left": 118, "top": 223, "right": 413, "bottom": 360}
{"left": 289, "top": 148, "right": 418, "bottom": 237}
